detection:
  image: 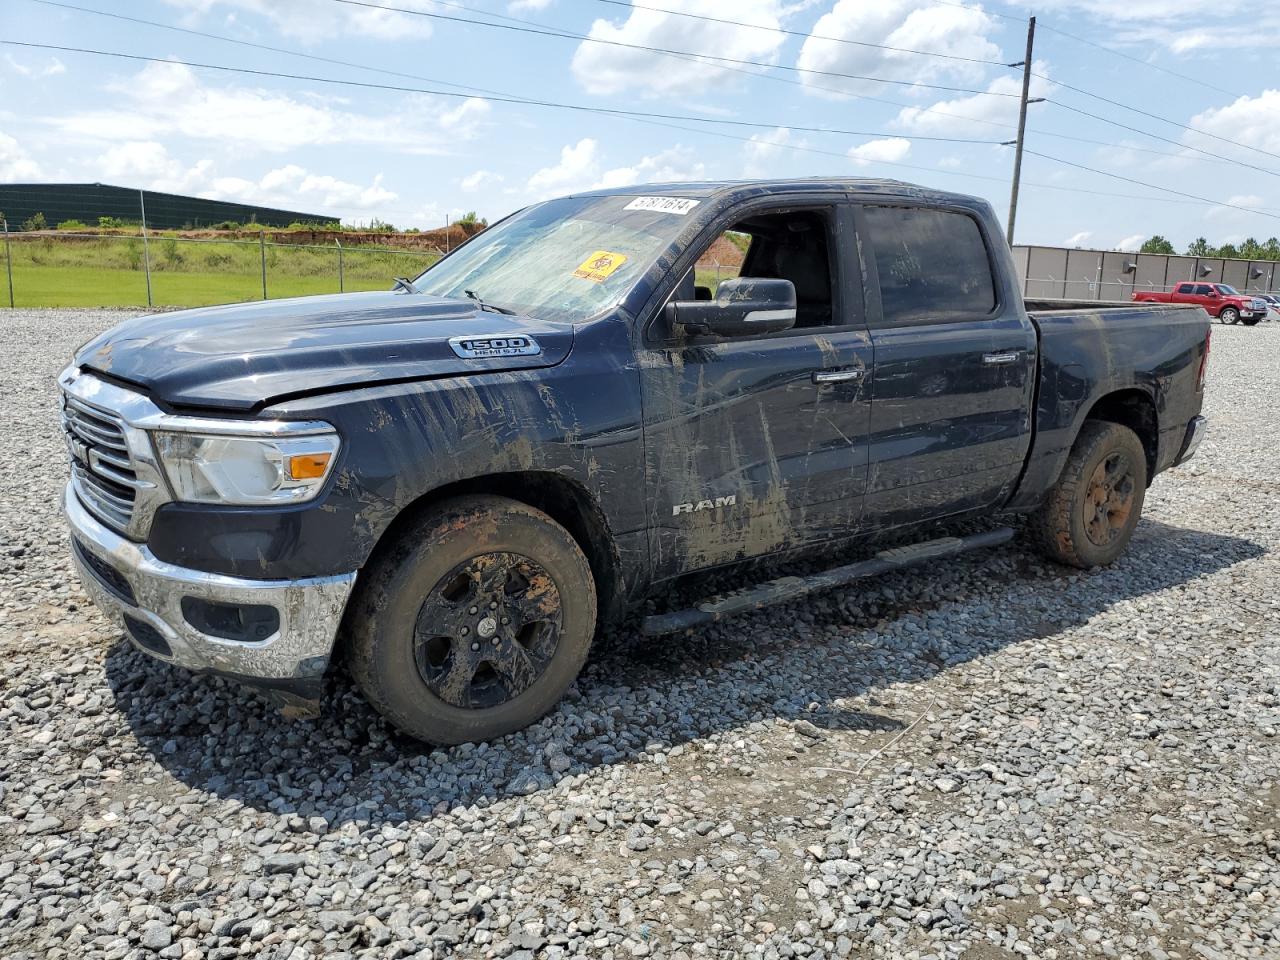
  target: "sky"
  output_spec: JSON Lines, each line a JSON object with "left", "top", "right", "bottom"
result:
{"left": 1, "top": 0, "right": 1279, "bottom": 251}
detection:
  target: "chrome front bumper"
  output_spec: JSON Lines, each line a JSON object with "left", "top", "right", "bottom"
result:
{"left": 64, "top": 482, "right": 357, "bottom": 692}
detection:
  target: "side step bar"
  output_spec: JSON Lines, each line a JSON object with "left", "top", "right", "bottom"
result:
{"left": 640, "top": 527, "right": 1015, "bottom": 636}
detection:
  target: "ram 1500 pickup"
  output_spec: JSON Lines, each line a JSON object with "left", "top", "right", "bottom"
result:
{"left": 1133, "top": 281, "right": 1267, "bottom": 325}
{"left": 60, "top": 178, "right": 1211, "bottom": 743}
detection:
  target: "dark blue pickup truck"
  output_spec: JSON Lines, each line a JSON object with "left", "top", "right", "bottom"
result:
{"left": 60, "top": 178, "right": 1210, "bottom": 743}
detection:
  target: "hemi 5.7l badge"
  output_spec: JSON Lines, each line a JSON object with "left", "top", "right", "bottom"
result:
{"left": 449, "top": 335, "right": 542, "bottom": 359}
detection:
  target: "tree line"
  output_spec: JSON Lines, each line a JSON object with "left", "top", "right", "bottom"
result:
{"left": 1138, "top": 235, "right": 1280, "bottom": 260}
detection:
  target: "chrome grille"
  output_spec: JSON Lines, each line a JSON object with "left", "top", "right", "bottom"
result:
{"left": 62, "top": 393, "right": 140, "bottom": 534}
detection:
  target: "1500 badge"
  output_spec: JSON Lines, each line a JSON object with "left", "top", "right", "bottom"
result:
{"left": 449, "top": 335, "right": 542, "bottom": 359}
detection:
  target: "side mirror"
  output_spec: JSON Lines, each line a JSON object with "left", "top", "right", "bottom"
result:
{"left": 665, "top": 277, "right": 796, "bottom": 338}
{"left": 1208, "top": 291, "right": 1219, "bottom": 298}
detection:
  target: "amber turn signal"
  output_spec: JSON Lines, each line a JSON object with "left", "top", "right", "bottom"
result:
{"left": 285, "top": 452, "right": 333, "bottom": 480}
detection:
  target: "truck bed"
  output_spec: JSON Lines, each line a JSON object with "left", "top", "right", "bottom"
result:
{"left": 1024, "top": 298, "right": 1204, "bottom": 316}
{"left": 1005, "top": 297, "right": 1210, "bottom": 513}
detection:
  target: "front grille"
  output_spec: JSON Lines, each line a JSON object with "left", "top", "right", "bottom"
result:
{"left": 62, "top": 392, "right": 139, "bottom": 533}
{"left": 72, "top": 537, "right": 136, "bottom": 605}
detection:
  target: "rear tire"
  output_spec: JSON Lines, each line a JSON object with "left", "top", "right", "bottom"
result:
{"left": 1030, "top": 421, "right": 1147, "bottom": 569}
{"left": 348, "top": 495, "right": 597, "bottom": 744}
{"left": 1220, "top": 307, "right": 1240, "bottom": 324}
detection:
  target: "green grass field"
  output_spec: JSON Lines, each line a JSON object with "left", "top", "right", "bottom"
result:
{"left": 2, "top": 236, "right": 439, "bottom": 308}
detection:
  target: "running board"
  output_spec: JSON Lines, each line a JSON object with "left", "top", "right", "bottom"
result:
{"left": 640, "top": 527, "right": 1015, "bottom": 636}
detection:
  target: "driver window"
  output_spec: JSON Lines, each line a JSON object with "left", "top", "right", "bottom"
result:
{"left": 676, "top": 208, "right": 839, "bottom": 329}
{"left": 1195, "top": 284, "right": 1213, "bottom": 295}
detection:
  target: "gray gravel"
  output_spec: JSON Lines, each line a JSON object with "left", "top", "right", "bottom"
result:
{"left": 3, "top": 308, "right": 1278, "bottom": 960}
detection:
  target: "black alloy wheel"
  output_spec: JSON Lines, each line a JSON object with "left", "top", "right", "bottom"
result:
{"left": 413, "top": 552, "right": 562, "bottom": 709}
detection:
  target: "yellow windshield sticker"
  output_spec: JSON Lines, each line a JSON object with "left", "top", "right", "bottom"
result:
{"left": 573, "top": 250, "right": 628, "bottom": 283}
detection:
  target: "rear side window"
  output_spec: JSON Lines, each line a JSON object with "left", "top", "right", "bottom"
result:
{"left": 862, "top": 206, "right": 997, "bottom": 324}
{"left": 1175, "top": 283, "right": 1194, "bottom": 294}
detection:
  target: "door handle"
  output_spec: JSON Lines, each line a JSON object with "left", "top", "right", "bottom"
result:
{"left": 812, "top": 368, "right": 864, "bottom": 384}
{"left": 982, "top": 350, "right": 1022, "bottom": 365}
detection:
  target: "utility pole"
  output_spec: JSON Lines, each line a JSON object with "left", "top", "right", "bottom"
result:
{"left": 138, "top": 189, "right": 153, "bottom": 308}
{"left": 3, "top": 218, "right": 13, "bottom": 308}
{"left": 1005, "top": 15, "right": 1037, "bottom": 246}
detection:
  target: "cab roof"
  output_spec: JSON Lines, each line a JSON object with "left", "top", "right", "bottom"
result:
{"left": 567, "top": 177, "right": 980, "bottom": 207}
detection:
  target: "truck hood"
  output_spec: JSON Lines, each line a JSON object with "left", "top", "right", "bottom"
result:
{"left": 74, "top": 291, "right": 575, "bottom": 411}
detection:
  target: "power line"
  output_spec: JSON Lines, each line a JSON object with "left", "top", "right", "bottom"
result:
{"left": 1024, "top": 149, "right": 1280, "bottom": 221}
{"left": 28, "top": 0, "right": 1027, "bottom": 139}
{"left": 1045, "top": 99, "right": 1280, "bottom": 178}
{"left": 1038, "top": 74, "right": 1280, "bottom": 165}
{"left": 325, "top": 0, "right": 1020, "bottom": 98}
{"left": 24, "top": 0, "right": 517, "bottom": 100}
{"left": 1035, "top": 22, "right": 1241, "bottom": 99}
{"left": 0, "top": 40, "right": 1008, "bottom": 146}
{"left": 580, "top": 0, "right": 1011, "bottom": 67}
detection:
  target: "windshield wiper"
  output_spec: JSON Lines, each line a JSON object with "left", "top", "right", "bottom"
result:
{"left": 393, "top": 276, "right": 420, "bottom": 294}
{"left": 464, "top": 289, "right": 516, "bottom": 315}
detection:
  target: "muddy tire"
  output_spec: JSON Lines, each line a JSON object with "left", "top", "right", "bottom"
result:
{"left": 347, "top": 495, "right": 596, "bottom": 744}
{"left": 1220, "top": 307, "right": 1239, "bottom": 325}
{"left": 1030, "top": 421, "right": 1147, "bottom": 569}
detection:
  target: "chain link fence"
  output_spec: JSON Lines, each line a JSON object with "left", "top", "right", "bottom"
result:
{"left": 0, "top": 187, "right": 448, "bottom": 308}
{"left": 0, "top": 221, "right": 441, "bottom": 308}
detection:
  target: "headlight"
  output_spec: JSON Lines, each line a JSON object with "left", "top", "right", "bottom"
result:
{"left": 153, "top": 429, "right": 340, "bottom": 505}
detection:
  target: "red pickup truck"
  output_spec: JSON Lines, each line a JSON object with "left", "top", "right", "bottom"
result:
{"left": 1133, "top": 282, "right": 1268, "bottom": 325}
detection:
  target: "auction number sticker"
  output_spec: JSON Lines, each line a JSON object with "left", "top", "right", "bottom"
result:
{"left": 623, "top": 196, "right": 701, "bottom": 215}
{"left": 572, "top": 250, "right": 628, "bottom": 283}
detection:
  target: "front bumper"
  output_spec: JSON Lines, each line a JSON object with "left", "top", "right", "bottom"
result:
{"left": 64, "top": 482, "right": 356, "bottom": 709}
{"left": 1174, "top": 415, "right": 1208, "bottom": 467}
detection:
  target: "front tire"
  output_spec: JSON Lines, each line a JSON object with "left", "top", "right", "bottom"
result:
{"left": 1030, "top": 421, "right": 1147, "bottom": 568}
{"left": 1220, "top": 307, "right": 1240, "bottom": 324}
{"left": 1241, "top": 315, "right": 1261, "bottom": 326}
{"left": 348, "top": 495, "right": 597, "bottom": 744}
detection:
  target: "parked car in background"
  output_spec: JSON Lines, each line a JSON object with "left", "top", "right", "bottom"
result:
{"left": 60, "top": 178, "right": 1212, "bottom": 744}
{"left": 1133, "top": 282, "right": 1268, "bottom": 325}
{"left": 1259, "top": 294, "right": 1280, "bottom": 321}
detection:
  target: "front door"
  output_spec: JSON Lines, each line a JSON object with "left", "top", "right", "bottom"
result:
{"left": 857, "top": 202, "right": 1037, "bottom": 529}
{"left": 640, "top": 204, "right": 873, "bottom": 579}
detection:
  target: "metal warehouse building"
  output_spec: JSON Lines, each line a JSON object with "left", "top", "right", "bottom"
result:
{"left": 1013, "top": 243, "right": 1280, "bottom": 301}
{"left": 0, "top": 182, "right": 328, "bottom": 230}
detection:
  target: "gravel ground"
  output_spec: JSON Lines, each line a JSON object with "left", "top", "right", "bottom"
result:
{"left": 2, "top": 308, "right": 1278, "bottom": 960}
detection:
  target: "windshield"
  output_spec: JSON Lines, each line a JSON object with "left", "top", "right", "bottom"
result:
{"left": 1214, "top": 284, "right": 1240, "bottom": 295}
{"left": 413, "top": 194, "right": 703, "bottom": 323}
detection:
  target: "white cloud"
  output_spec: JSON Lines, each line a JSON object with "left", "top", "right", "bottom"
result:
{"left": 526, "top": 139, "right": 706, "bottom": 198}
{"left": 4, "top": 55, "right": 66, "bottom": 78}
{"left": 509, "top": 0, "right": 554, "bottom": 10}
{"left": 743, "top": 126, "right": 793, "bottom": 177}
{"left": 1116, "top": 234, "right": 1146, "bottom": 252}
{"left": 1019, "top": 0, "right": 1242, "bottom": 23}
{"left": 1206, "top": 194, "right": 1266, "bottom": 220}
{"left": 528, "top": 139, "right": 601, "bottom": 197}
{"left": 461, "top": 170, "right": 504, "bottom": 192}
{"left": 160, "top": 0, "right": 436, "bottom": 42}
{"left": 848, "top": 137, "right": 912, "bottom": 167}
{"left": 51, "top": 61, "right": 489, "bottom": 154}
{"left": 91, "top": 141, "right": 397, "bottom": 218}
{"left": 1187, "top": 90, "right": 1280, "bottom": 160}
{"left": 595, "top": 145, "right": 706, "bottom": 189}
{"left": 895, "top": 61, "right": 1054, "bottom": 133}
{"left": 571, "top": 0, "right": 789, "bottom": 96}
{"left": 0, "top": 132, "right": 42, "bottom": 181}
{"left": 205, "top": 166, "right": 397, "bottom": 212}
{"left": 1064, "top": 231, "right": 1093, "bottom": 247}
{"left": 797, "top": 0, "right": 1001, "bottom": 99}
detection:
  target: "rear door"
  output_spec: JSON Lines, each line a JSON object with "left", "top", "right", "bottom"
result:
{"left": 856, "top": 202, "right": 1037, "bottom": 529}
